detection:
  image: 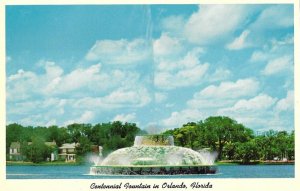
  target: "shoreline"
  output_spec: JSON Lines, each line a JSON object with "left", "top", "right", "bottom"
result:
{"left": 6, "top": 161, "right": 83, "bottom": 166}
{"left": 217, "top": 160, "right": 295, "bottom": 165}
{"left": 7, "top": 160, "right": 295, "bottom": 166}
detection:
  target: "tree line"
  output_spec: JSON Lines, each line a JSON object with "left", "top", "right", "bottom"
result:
{"left": 163, "top": 116, "right": 294, "bottom": 163}
{"left": 6, "top": 116, "right": 294, "bottom": 163}
{"left": 6, "top": 121, "right": 146, "bottom": 162}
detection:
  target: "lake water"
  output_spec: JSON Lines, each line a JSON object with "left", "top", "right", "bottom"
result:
{"left": 6, "top": 165, "right": 294, "bottom": 179}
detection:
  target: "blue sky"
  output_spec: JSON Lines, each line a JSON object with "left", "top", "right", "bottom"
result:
{"left": 6, "top": 4, "right": 294, "bottom": 132}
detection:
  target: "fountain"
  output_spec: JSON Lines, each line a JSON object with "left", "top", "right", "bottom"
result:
{"left": 90, "top": 135, "right": 217, "bottom": 175}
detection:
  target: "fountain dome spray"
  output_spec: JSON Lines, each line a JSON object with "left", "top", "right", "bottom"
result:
{"left": 90, "top": 135, "right": 217, "bottom": 175}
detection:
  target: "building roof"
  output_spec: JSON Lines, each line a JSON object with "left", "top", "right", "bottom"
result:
{"left": 59, "top": 143, "right": 78, "bottom": 149}
{"left": 45, "top": 141, "right": 57, "bottom": 147}
{"left": 10, "top": 142, "right": 20, "bottom": 149}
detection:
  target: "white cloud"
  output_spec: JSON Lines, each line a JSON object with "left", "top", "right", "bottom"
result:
{"left": 218, "top": 94, "right": 277, "bottom": 114}
{"left": 250, "top": 5, "right": 293, "bottom": 31}
{"left": 184, "top": 5, "right": 250, "bottom": 45}
{"left": 85, "top": 39, "right": 151, "bottom": 65}
{"left": 209, "top": 68, "right": 231, "bottom": 82}
{"left": 249, "top": 34, "right": 293, "bottom": 63}
{"left": 64, "top": 111, "right": 95, "bottom": 126}
{"left": 112, "top": 113, "right": 137, "bottom": 123}
{"left": 6, "top": 69, "right": 39, "bottom": 101}
{"left": 215, "top": 92, "right": 294, "bottom": 131}
{"left": 103, "top": 87, "right": 151, "bottom": 107}
{"left": 73, "top": 86, "right": 151, "bottom": 109}
{"left": 161, "top": 15, "right": 186, "bottom": 36}
{"left": 56, "top": 64, "right": 102, "bottom": 93}
{"left": 261, "top": 55, "right": 293, "bottom": 75}
{"left": 155, "top": 64, "right": 209, "bottom": 90}
{"left": 154, "top": 48, "right": 209, "bottom": 89}
{"left": 153, "top": 33, "right": 183, "bottom": 59}
{"left": 162, "top": 109, "right": 203, "bottom": 128}
{"left": 226, "top": 30, "right": 251, "bottom": 50}
{"left": 7, "top": 98, "right": 66, "bottom": 115}
{"left": 45, "top": 119, "right": 57, "bottom": 127}
{"left": 197, "top": 78, "right": 259, "bottom": 99}
{"left": 187, "top": 78, "right": 259, "bottom": 110}
{"left": 275, "top": 90, "right": 294, "bottom": 112}
{"left": 7, "top": 62, "right": 142, "bottom": 100}
{"left": 188, "top": 98, "right": 236, "bottom": 110}
{"left": 79, "top": 111, "right": 95, "bottom": 122}
{"left": 250, "top": 50, "right": 268, "bottom": 62}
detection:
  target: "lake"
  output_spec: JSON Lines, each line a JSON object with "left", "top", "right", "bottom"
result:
{"left": 6, "top": 164, "right": 294, "bottom": 179}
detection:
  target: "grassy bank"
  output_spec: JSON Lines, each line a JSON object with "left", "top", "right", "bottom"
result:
{"left": 217, "top": 160, "right": 295, "bottom": 165}
{"left": 6, "top": 161, "right": 83, "bottom": 166}
{"left": 7, "top": 160, "right": 294, "bottom": 166}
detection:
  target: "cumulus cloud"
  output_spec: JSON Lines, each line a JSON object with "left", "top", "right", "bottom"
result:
{"left": 8, "top": 97, "right": 67, "bottom": 127}
{"left": 184, "top": 5, "right": 250, "bottom": 45}
{"left": 250, "top": 34, "right": 293, "bottom": 63}
{"left": 161, "top": 109, "right": 204, "bottom": 128}
{"left": 187, "top": 78, "right": 259, "bottom": 110}
{"left": 85, "top": 39, "right": 151, "bottom": 65}
{"left": 249, "top": 5, "right": 293, "bottom": 31}
{"left": 7, "top": 69, "right": 39, "bottom": 101}
{"left": 218, "top": 94, "right": 277, "bottom": 114}
{"left": 154, "top": 47, "right": 209, "bottom": 89}
{"left": 209, "top": 68, "right": 231, "bottom": 82}
{"left": 261, "top": 55, "right": 293, "bottom": 75}
{"left": 7, "top": 62, "right": 142, "bottom": 101}
{"left": 112, "top": 113, "right": 137, "bottom": 123}
{"left": 153, "top": 33, "right": 183, "bottom": 59}
{"left": 215, "top": 92, "right": 293, "bottom": 131}
{"left": 64, "top": 111, "right": 95, "bottom": 126}
{"left": 196, "top": 78, "right": 259, "bottom": 99}
{"left": 275, "top": 90, "right": 294, "bottom": 112}
{"left": 73, "top": 86, "right": 151, "bottom": 109}
{"left": 226, "top": 30, "right": 251, "bottom": 50}
{"left": 6, "top": 60, "right": 151, "bottom": 126}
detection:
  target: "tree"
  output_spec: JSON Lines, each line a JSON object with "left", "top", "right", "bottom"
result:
{"left": 76, "top": 136, "right": 92, "bottom": 155}
{"left": 23, "top": 137, "right": 51, "bottom": 163}
{"left": 235, "top": 140, "right": 259, "bottom": 163}
{"left": 6, "top": 123, "right": 24, "bottom": 153}
{"left": 203, "top": 116, "right": 253, "bottom": 160}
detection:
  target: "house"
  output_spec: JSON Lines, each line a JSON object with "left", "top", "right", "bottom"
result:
{"left": 9, "top": 142, "right": 23, "bottom": 161}
{"left": 9, "top": 141, "right": 58, "bottom": 161}
{"left": 58, "top": 143, "right": 79, "bottom": 162}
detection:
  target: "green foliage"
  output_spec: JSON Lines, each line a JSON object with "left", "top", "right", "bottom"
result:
{"left": 23, "top": 137, "right": 52, "bottom": 163}
{"left": 235, "top": 140, "right": 259, "bottom": 163}
{"left": 6, "top": 121, "right": 144, "bottom": 162}
{"left": 6, "top": 116, "right": 295, "bottom": 163}
{"left": 76, "top": 136, "right": 92, "bottom": 155}
{"left": 163, "top": 116, "right": 294, "bottom": 161}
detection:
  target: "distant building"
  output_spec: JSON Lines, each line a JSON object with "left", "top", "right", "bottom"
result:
{"left": 58, "top": 143, "right": 79, "bottom": 162}
{"left": 9, "top": 141, "right": 58, "bottom": 161}
{"left": 9, "top": 142, "right": 23, "bottom": 161}
{"left": 91, "top": 145, "right": 103, "bottom": 156}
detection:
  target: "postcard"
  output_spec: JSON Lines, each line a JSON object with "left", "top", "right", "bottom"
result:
{"left": 1, "top": 0, "right": 299, "bottom": 191}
